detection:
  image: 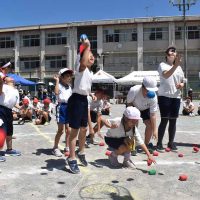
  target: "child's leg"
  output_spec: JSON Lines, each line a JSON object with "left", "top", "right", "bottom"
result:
{"left": 69, "top": 128, "right": 79, "bottom": 160}
{"left": 78, "top": 127, "right": 87, "bottom": 153}
{"left": 53, "top": 123, "right": 64, "bottom": 149}
{"left": 42, "top": 111, "right": 49, "bottom": 122}
{"left": 65, "top": 124, "right": 70, "bottom": 150}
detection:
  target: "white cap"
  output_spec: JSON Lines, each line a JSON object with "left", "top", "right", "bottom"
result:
{"left": 123, "top": 107, "right": 141, "bottom": 120}
{"left": 143, "top": 76, "right": 158, "bottom": 91}
{"left": 1, "top": 61, "right": 11, "bottom": 69}
{"left": 58, "top": 68, "right": 73, "bottom": 76}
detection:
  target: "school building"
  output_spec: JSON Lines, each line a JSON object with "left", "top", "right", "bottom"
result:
{"left": 0, "top": 15, "right": 200, "bottom": 91}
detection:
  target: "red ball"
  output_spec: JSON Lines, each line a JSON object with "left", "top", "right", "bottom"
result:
{"left": 153, "top": 151, "right": 159, "bottom": 156}
{"left": 178, "top": 153, "right": 184, "bottom": 157}
{"left": 179, "top": 174, "right": 188, "bottom": 181}
{"left": 165, "top": 147, "right": 171, "bottom": 152}
{"left": 105, "top": 150, "right": 112, "bottom": 156}
{"left": 193, "top": 146, "right": 199, "bottom": 152}
{"left": 64, "top": 152, "right": 70, "bottom": 157}
{"left": 0, "top": 128, "right": 6, "bottom": 148}
{"left": 147, "top": 159, "right": 153, "bottom": 166}
{"left": 99, "top": 142, "right": 105, "bottom": 146}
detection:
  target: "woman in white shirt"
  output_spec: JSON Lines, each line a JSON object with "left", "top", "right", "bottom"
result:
{"left": 157, "top": 46, "right": 184, "bottom": 152}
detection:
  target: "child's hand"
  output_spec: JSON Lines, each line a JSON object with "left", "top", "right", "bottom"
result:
{"left": 54, "top": 75, "right": 59, "bottom": 82}
{"left": 148, "top": 155, "right": 156, "bottom": 164}
{"left": 110, "top": 123, "right": 118, "bottom": 128}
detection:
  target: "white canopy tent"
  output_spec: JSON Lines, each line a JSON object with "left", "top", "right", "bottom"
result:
{"left": 116, "top": 71, "right": 160, "bottom": 85}
{"left": 92, "top": 69, "right": 117, "bottom": 83}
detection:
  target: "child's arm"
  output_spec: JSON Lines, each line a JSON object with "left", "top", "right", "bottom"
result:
{"left": 54, "top": 75, "right": 59, "bottom": 95}
{"left": 140, "top": 144, "right": 156, "bottom": 164}
{"left": 0, "top": 76, "right": 3, "bottom": 95}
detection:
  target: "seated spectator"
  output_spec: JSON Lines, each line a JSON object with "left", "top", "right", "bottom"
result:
{"left": 18, "top": 98, "right": 33, "bottom": 124}
{"left": 182, "top": 96, "right": 195, "bottom": 116}
{"left": 31, "top": 97, "right": 41, "bottom": 119}
{"left": 35, "top": 98, "right": 52, "bottom": 125}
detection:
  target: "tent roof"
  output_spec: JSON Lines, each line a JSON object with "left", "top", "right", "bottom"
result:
{"left": 7, "top": 73, "right": 37, "bottom": 86}
{"left": 116, "top": 71, "right": 160, "bottom": 85}
{"left": 92, "top": 70, "right": 116, "bottom": 83}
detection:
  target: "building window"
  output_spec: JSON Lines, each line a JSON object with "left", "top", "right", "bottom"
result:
{"left": 103, "top": 29, "right": 137, "bottom": 43}
{"left": 144, "top": 27, "right": 168, "bottom": 41}
{"left": 21, "top": 35, "right": 40, "bottom": 47}
{"left": 0, "top": 36, "right": 14, "bottom": 48}
{"left": 187, "top": 26, "right": 200, "bottom": 39}
{"left": 46, "top": 33, "right": 67, "bottom": 45}
{"left": 45, "top": 56, "right": 67, "bottom": 69}
{"left": 175, "top": 26, "right": 200, "bottom": 40}
{"left": 20, "top": 57, "right": 40, "bottom": 69}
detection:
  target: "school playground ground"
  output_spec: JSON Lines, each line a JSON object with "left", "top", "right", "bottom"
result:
{"left": 0, "top": 102, "right": 200, "bottom": 200}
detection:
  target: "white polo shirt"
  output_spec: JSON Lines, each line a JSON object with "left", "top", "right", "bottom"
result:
{"left": 127, "top": 85, "right": 158, "bottom": 113}
{"left": 0, "top": 84, "right": 19, "bottom": 109}
{"left": 87, "top": 96, "right": 103, "bottom": 113}
{"left": 158, "top": 62, "right": 184, "bottom": 98}
{"left": 57, "top": 83, "right": 72, "bottom": 103}
{"left": 73, "top": 66, "right": 93, "bottom": 96}
{"left": 105, "top": 117, "right": 144, "bottom": 146}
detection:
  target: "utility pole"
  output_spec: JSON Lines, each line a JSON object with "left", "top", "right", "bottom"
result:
{"left": 169, "top": 0, "right": 197, "bottom": 97}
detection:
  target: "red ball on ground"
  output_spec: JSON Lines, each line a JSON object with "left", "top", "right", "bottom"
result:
{"left": 178, "top": 153, "right": 184, "bottom": 157}
{"left": 193, "top": 146, "right": 199, "bottom": 152}
{"left": 99, "top": 142, "right": 105, "bottom": 146}
{"left": 179, "top": 174, "right": 188, "bottom": 181}
{"left": 147, "top": 159, "right": 153, "bottom": 166}
{"left": 153, "top": 151, "right": 159, "bottom": 156}
{"left": 105, "top": 150, "right": 112, "bottom": 156}
{"left": 64, "top": 152, "right": 70, "bottom": 157}
{"left": 165, "top": 147, "right": 171, "bottom": 152}
{"left": 0, "top": 128, "right": 6, "bottom": 148}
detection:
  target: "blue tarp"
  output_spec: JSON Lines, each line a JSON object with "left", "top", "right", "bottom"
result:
{"left": 7, "top": 73, "right": 37, "bottom": 86}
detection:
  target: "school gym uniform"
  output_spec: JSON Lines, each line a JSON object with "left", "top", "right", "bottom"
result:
{"left": 0, "top": 84, "right": 19, "bottom": 136}
{"left": 68, "top": 67, "right": 93, "bottom": 129}
{"left": 56, "top": 83, "right": 72, "bottom": 124}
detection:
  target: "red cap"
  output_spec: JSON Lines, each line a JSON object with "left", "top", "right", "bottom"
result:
{"left": 33, "top": 98, "right": 39, "bottom": 103}
{"left": 43, "top": 98, "right": 51, "bottom": 104}
{"left": 23, "top": 99, "right": 29, "bottom": 105}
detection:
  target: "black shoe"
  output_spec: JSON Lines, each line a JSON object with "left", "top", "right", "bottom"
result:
{"left": 76, "top": 150, "right": 88, "bottom": 166}
{"left": 168, "top": 143, "right": 178, "bottom": 152}
{"left": 131, "top": 150, "right": 137, "bottom": 156}
{"left": 66, "top": 158, "right": 80, "bottom": 174}
{"left": 156, "top": 143, "right": 165, "bottom": 153}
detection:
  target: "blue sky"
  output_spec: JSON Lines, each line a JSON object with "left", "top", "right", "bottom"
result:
{"left": 1, "top": 0, "right": 200, "bottom": 28}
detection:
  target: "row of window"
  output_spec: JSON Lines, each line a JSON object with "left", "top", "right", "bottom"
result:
{"left": 20, "top": 56, "right": 67, "bottom": 69}
{"left": 0, "top": 25, "right": 199, "bottom": 49}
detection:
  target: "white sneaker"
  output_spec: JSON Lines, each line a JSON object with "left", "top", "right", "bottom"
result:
{"left": 52, "top": 148, "right": 63, "bottom": 157}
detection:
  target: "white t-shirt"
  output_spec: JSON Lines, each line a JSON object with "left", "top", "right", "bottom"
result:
{"left": 105, "top": 117, "right": 144, "bottom": 146}
{"left": 73, "top": 67, "right": 93, "bottom": 96}
{"left": 183, "top": 101, "right": 194, "bottom": 109}
{"left": 0, "top": 84, "right": 19, "bottom": 109}
{"left": 158, "top": 62, "right": 184, "bottom": 98}
{"left": 87, "top": 96, "right": 103, "bottom": 113}
{"left": 127, "top": 85, "right": 158, "bottom": 113}
{"left": 57, "top": 83, "right": 72, "bottom": 103}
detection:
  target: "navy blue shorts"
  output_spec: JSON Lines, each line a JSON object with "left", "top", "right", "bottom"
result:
{"left": 56, "top": 103, "right": 69, "bottom": 124}
{"left": 140, "top": 109, "right": 150, "bottom": 121}
{"left": 0, "top": 105, "right": 13, "bottom": 136}
{"left": 68, "top": 93, "right": 88, "bottom": 129}
{"left": 158, "top": 96, "right": 181, "bottom": 118}
{"left": 90, "top": 110, "right": 97, "bottom": 123}
{"left": 105, "top": 136, "right": 127, "bottom": 150}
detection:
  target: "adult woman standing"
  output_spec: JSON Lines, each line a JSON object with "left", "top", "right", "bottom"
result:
{"left": 157, "top": 46, "right": 185, "bottom": 152}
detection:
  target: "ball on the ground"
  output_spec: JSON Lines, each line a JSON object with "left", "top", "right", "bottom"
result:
{"left": 153, "top": 151, "right": 159, "bottom": 156}
{"left": 165, "top": 147, "right": 171, "bottom": 152}
{"left": 193, "top": 146, "right": 199, "bottom": 152}
{"left": 99, "top": 142, "right": 105, "bottom": 146}
{"left": 179, "top": 174, "right": 188, "bottom": 181}
{"left": 147, "top": 159, "right": 153, "bottom": 166}
{"left": 64, "top": 152, "right": 70, "bottom": 157}
{"left": 178, "top": 153, "right": 184, "bottom": 157}
{"left": 148, "top": 169, "right": 156, "bottom": 175}
{"left": 105, "top": 150, "right": 112, "bottom": 156}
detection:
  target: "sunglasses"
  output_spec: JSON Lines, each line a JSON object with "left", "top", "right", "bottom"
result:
{"left": 169, "top": 48, "right": 176, "bottom": 53}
